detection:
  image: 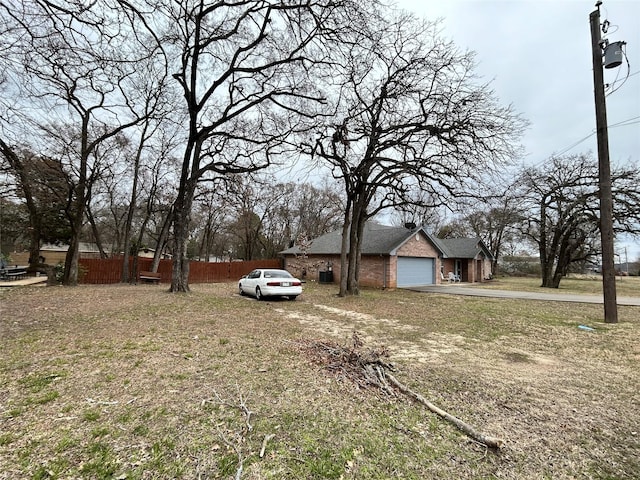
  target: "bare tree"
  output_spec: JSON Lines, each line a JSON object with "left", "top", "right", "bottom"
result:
{"left": 120, "top": 102, "right": 177, "bottom": 282}
{"left": 133, "top": 0, "right": 352, "bottom": 292}
{"left": 462, "top": 190, "right": 524, "bottom": 275}
{"left": 192, "top": 187, "right": 230, "bottom": 262}
{"left": 390, "top": 190, "right": 447, "bottom": 233}
{"left": 187, "top": 174, "right": 344, "bottom": 263}
{"left": 84, "top": 134, "right": 131, "bottom": 259}
{"left": 310, "top": 9, "right": 526, "bottom": 296}
{"left": 515, "top": 154, "right": 640, "bottom": 288}
{"left": 252, "top": 179, "right": 343, "bottom": 259}
{"left": 86, "top": 144, "right": 130, "bottom": 257}
{"left": 1, "top": 0, "right": 167, "bottom": 285}
{"left": 289, "top": 181, "right": 344, "bottom": 242}
{"left": 223, "top": 176, "right": 276, "bottom": 261}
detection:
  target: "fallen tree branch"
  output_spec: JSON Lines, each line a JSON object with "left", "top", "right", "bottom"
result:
{"left": 300, "top": 332, "right": 504, "bottom": 449}
{"left": 385, "top": 372, "right": 504, "bottom": 449}
{"left": 208, "top": 385, "right": 255, "bottom": 480}
{"left": 260, "top": 433, "right": 276, "bottom": 458}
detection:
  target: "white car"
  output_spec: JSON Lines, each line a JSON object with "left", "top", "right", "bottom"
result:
{"left": 238, "top": 269, "right": 302, "bottom": 301}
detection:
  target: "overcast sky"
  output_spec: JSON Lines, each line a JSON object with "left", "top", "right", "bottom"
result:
{"left": 395, "top": 0, "right": 640, "bottom": 262}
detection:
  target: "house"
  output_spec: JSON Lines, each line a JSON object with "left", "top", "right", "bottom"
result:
{"left": 9, "top": 242, "right": 102, "bottom": 265}
{"left": 280, "top": 223, "right": 493, "bottom": 288}
{"left": 137, "top": 248, "right": 172, "bottom": 260}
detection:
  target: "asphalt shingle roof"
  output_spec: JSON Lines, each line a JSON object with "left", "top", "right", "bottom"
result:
{"left": 280, "top": 223, "right": 493, "bottom": 260}
{"left": 281, "top": 223, "right": 419, "bottom": 255}
{"left": 433, "top": 237, "right": 491, "bottom": 259}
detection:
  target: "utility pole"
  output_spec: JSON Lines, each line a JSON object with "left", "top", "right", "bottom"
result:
{"left": 589, "top": 2, "right": 617, "bottom": 323}
{"left": 624, "top": 246, "right": 628, "bottom": 275}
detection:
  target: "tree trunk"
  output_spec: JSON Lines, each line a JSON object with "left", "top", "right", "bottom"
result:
{"left": 62, "top": 116, "right": 91, "bottom": 287}
{"left": 347, "top": 214, "right": 366, "bottom": 295}
{"left": 63, "top": 180, "right": 85, "bottom": 286}
{"left": 540, "top": 253, "right": 554, "bottom": 287}
{"left": 171, "top": 234, "right": 190, "bottom": 293}
{"left": 346, "top": 220, "right": 358, "bottom": 295}
{"left": 63, "top": 229, "right": 81, "bottom": 285}
{"left": 338, "top": 201, "right": 352, "bottom": 297}
{"left": 490, "top": 232, "right": 503, "bottom": 276}
{"left": 28, "top": 221, "right": 41, "bottom": 267}
{"left": 86, "top": 206, "right": 108, "bottom": 258}
{"left": 121, "top": 124, "right": 147, "bottom": 282}
{"left": 170, "top": 182, "right": 195, "bottom": 292}
{"left": 345, "top": 196, "right": 367, "bottom": 296}
{"left": 152, "top": 206, "right": 173, "bottom": 272}
{"left": 122, "top": 241, "right": 132, "bottom": 283}
{"left": 63, "top": 177, "right": 87, "bottom": 285}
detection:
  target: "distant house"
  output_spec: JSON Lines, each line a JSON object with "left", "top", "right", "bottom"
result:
{"left": 9, "top": 243, "right": 175, "bottom": 266}
{"left": 137, "top": 248, "right": 172, "bottom": 260}
{"left": 9, "top": 243, "right": 102, "bottom": 265}
{"left": 42, "top": 243, "right": 104, "bottom": 264}
{"left": 280, "top": 223, "right": 493, "bottom": 288}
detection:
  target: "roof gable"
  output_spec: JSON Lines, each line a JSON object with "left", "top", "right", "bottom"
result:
{"left": 436, "top": 237, "right": 494, "bottom": 260}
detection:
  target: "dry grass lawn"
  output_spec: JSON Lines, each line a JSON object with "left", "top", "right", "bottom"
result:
{"left": 1, "top": 279, "right": 639, "bottom": 479}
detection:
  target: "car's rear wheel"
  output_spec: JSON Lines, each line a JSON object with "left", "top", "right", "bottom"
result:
{"left": 288, "top": 295, "right": 297, "bottom": 301}
{"left": 255, "top": 286, "right": 263, "bottom": 300}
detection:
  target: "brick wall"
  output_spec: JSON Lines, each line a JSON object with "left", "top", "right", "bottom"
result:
{"left": 284, "top": 254, "right": 393, "bottom": 288}
{"left": 358, "top": 255, "right": 388, "bottom": 288}
{"left": 284, "top": 254, "right": 341, "bottom": 284}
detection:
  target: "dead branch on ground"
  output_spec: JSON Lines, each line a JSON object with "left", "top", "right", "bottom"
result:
{"left": 300, "top": 332, "right": 504, "bottom": 449}
{"left": 203, "top": 385, "right": 257, "bottom": 480}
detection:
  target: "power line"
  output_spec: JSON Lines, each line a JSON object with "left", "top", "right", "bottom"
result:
{"left": 608, "top": 116, "right": 640, "bottom": 128}
{"left": 539, "top": 114, "right": 640, "bottom": 163}
{"left": 553, "top": 131, "right": 596, "bottom": 157}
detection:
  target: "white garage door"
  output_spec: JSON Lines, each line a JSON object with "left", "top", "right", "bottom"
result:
{"left": 397, "top": 257, "right": 435, "bottom": 287}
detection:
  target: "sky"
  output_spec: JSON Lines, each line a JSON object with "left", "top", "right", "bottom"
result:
{"left": 395, "top": 0, "right": 640, "bottom": 262}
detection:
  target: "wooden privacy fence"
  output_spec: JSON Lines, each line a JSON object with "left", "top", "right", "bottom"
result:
{"left": 78, "top": 257, "right": 282, "bottom": 284}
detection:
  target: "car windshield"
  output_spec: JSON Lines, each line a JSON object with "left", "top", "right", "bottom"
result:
{"left": 263, "top": 270, "right": 292, "bottom": 279}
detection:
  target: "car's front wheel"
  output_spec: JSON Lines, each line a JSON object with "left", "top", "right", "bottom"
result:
{"left": 238, "top": 284, "right": 245, "bottom": 296}
{"left": 255, "top": 286, "right": 263, "bottom": 301}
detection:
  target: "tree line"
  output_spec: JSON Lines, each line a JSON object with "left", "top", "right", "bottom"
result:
{"left": 1, "top": 1, "right": 638, "bottom": 293}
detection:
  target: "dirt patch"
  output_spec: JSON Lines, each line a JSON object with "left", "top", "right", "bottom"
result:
{"left": 277, "top": 304, "right": 457, "bottom": 364}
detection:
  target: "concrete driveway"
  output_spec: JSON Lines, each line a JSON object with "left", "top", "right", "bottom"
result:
{"left": 406, "top": 284, "right": 640, "bottom": 306}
